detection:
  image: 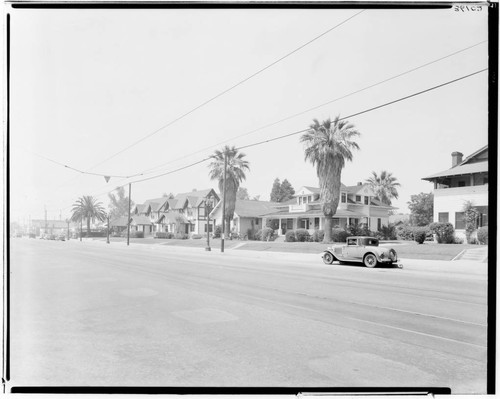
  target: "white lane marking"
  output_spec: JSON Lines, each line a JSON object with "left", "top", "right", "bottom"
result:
{"left": 346, "top": 316, "right": 487, "bottom": 349}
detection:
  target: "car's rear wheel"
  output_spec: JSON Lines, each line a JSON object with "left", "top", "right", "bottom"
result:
{"left": 323, "top": 252, "right": 335, "bottom": 265}
{"left": 363, "top": 253, "right": 378, "bottom": 268}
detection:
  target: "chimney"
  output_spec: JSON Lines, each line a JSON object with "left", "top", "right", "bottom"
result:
{"left": 357, "top": 182, "right": 363, "bottom": 186}
{"left": 451, "top": 151, "right": 463, "bottom": 167}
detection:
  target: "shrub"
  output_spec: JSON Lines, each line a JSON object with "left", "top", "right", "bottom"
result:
{"left": 413, "top": 228, "right": 427, "bottom": 244}
{"left": 212, "top": 225, "right": 222, "bottom": 238}
{"left": 454, "top": 236, "right": 465, "bottom": 244}
{"left": 331, "top": 228, "right": 349, "bottom": 243}
{"left": 285, "top": 230, "right": 296, "bottom": 242}
{"left": 429, "top": 222, "right": 455, "bottom": 244}
{"left": 295, "top": 229, "right": 310, "bottom": 242}
{"left": 191, "top": 234, "right": 203, "bottom": 239}
{"left": 130, "top": 231, "right": 144, "bottom": 238}
{"left": 312, "top": 229, "right": 325, "bottom": 242}
{"left": 396, "top": 223, "right": 415, "bottom": 241}
{"left": 345, "top": 224, "right": 374, "bottom": 237}
{"left": 261, "top": 227, "right": 275, "bottom": 241}
{"left": 378, "top": 224, "right": 397, "bottom": 240}
{"left": 477, "top": 226, "right": 488, "bottom": 245}
{"left": 246, "top": 228, "right": 256, "bottom": 241}
{"left": 154, "top": 232, "right": 169, "bottom": 239}
{"left": 174, "top": 232, "right": 188, "bottom": 240}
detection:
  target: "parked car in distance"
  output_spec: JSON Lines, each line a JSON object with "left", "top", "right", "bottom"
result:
{"left": 322, "top": 236, "right": 402, "bottom": 268}
{"left": 57, "top": 234, "right": 66, "bottom": 241}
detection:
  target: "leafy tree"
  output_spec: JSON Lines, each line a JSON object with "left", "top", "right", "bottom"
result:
{"left": 270, "top": 178, "right": 281, "bottom": 202}
{"left": 208, "top": 145, "right": 250, "bottom": 235}
{"left": 280, "top": 179, "right": 295, "bottom": 202}
{"left": 270, "top": 178, "right": 295, "bottom": 202}
{"left": 71, "top": 195, "right": 107, "bottom": 237}
{"left": 301, "top": 116, "right": 360, "bottom": 243}
{"left": 108, "top": 186, "right": 134, "bottom": 220}
{"left": 407, "top": 192, "right": 433, "bottom": 226}
{"left": 462, "top": 200, "right": 480, "bottom": 244}
{"left": 365, "top": 170, "right": 400, "bottom": 205}
{"left": 237, "top": 187, "right": 250, "bottom": 200}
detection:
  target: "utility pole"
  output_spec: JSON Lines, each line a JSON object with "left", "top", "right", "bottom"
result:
{"left": 44, "top": 206, "right": 47, "bottom": 236}
{"left": 221, "top": 150, "right": 227, "bottom": 253}
{"left": 106, "top": 213, "right": 110, "bottom": 244}
{"left": 127, "top": 183, "right": 131, "bottom": 246}
{"left": 80, "top": 218, "right": 82, "bottom": 241}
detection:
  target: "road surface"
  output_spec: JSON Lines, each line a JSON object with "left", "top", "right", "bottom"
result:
{"left": 9, "top": 239, "right": 488, "bottom": 392}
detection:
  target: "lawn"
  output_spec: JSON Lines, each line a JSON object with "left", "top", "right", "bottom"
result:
{"left": 93, "top": 237, "right": 485, "bottom": 261}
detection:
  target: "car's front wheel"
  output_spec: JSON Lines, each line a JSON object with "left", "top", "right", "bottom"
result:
{"left": 323, "top": 252, "right": 335, "bottom": 265}
{"left": 363, "top": 253, "right": 378, "bottom": 268}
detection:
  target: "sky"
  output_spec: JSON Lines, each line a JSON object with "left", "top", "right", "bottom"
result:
{"left": 8, "top": 5, "right": 489, "bottom": 223}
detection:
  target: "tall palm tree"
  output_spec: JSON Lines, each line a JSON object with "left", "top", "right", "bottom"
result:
{"left": 301, "top": 117, "right": 360, "bottom": 243}
{"left": 71, "top": 195, "right": 107, "bottom": 237}
{"left": 208, "top": 145, "right": 250, "bottom": 235}
{"left": 365, "top": 170, "right": 401, "bottom": 206}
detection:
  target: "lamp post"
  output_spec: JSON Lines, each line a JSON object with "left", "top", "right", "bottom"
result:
{"left": 205, "top": 195, "right": 214, "bottom": 251}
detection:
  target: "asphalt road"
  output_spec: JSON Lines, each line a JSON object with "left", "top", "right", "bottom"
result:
{"left": 9, "top": 238, "right": 488, "bottom": 392}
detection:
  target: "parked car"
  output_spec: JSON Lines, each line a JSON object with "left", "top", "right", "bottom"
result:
{"left": 322, "top": 236, "right": 402, "bottom": 268}
{"left": 57, "top": 234, "right": 66, "bottom": 241}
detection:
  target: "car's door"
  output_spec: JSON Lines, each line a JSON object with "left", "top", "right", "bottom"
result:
{"left": 344, "top": 238, "right": 362, "bottom": 260}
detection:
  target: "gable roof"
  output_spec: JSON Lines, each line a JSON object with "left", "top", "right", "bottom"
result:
{"left": 233, "top": 200, "right": 282, "bottom": 218}
{"left": 170, "top": 188, "right": 218, "bottom": 210}
{"left": 422, "top": 145, "right": 489, "bottom": 181}
{"left": 110, "top": 216, "right": 130, "bottom": 227}
{"left": 131, "top": 215, "right": 153, "bottom": 225}
{"left": 345, "top": 183, "right": 376, "bottom": 196}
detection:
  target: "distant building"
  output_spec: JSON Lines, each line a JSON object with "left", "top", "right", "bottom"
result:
{"left": 422, "top": 145, "right": 488, "bottom": 238}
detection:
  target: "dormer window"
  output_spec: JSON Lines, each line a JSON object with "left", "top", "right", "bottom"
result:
{"left": 341, "top": 193, "right": 346, "bottom": 203}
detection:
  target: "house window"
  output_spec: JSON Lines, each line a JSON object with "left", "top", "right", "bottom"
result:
{"left": 438, "top": 212, "right": 449, "bottom": 223}
{"left": 190, "top": 224, "right": 195, "bottom": 232}
{"left": 298, "top": 197, "right": 302, "bottom": 205}
{"left": 364, "top": 196, "right": 369, "bottom": 205}
{"left": 356, "top": 195, "right": 361, "bottom": 202}
{"left": 308, "top": 196, "right": 312, "bottom": 202}
{"left": 458, "top": 181, "right": 466, "bottom": 187}
{"left": 341, "top": 193, "right": 346, "bottom": 203}
{"left": 255, "top": 219, "right": 259, "bottom": 225}
{"left": 455, "top": 212, "right": 465, "bottom": 229}
{"left": 315, "top": 217, "right": 320, "bottom": 228}
{"left": 204, "top": 224, "right": 213, "bottom": 233}
{"left": 377, "top": 218, "right": 382, "bottom": 231}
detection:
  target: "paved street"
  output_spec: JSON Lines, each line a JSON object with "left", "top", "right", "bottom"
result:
{"left": 9, "top": 239, "right": 487, "bottom": 392}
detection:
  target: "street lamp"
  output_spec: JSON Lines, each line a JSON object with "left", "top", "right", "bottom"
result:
{"left": 205, "top": 195, "right": 214, "bottom": 252}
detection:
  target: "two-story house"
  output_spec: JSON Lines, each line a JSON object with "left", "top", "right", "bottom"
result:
{"left": 134, "top": 189, "right": 220, "bottom": 236}
{"left": 261, "top": 184, "right": 393, "bottom": 236}
{"left": 422, "top": 145, "right": 488, "bottom": 238}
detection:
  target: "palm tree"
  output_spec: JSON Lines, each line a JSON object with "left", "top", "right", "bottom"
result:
{"left": 301, "top": 117, "right": 360, "bottom": 243}
{"left": 70, "top": 195, "right": 107, "bottom": 238}
{"left": 208, "top": 146, "right": 250, "bottom": 235}
{"left": 365, "top": 170, "right": 401, "bottom": 206}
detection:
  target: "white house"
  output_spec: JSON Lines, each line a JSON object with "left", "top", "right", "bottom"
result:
{"left": 422, "top": 145, "right": 488, "bottom": 238}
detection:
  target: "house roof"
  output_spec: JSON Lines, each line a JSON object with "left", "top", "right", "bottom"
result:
{"left": 262, "top": 208, "right": 359, "bottom": 219}
{"left": 422, "top": 161, "right": 488, "bottom": 181}
{"left": 460, "top": 145, "right": 488, "bottom": 165}
{"left": 131, "top": 215, "right": 152, "bottom": 225}
{"left": 110, "top": 216, "right": 130, "bottom": 227}
{"left": 345, "top": 183, "right": 376, "bottom": 196}
{"left": 134, "top": 204, "right": 149, "bottom": 214}
{"left": 170, "top": 188, "right": 218, "bottom": 210}
{"left": 160, "top": 211, "right": 189, "bottom": 224}
{"left": 233, "top": 200, "right": 282, "bottom": 218}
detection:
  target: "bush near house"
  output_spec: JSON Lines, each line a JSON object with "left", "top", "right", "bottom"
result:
{"left": 477, "top": 226, "right": 488, "bottom": 245}
{"left": 413, "top": 228, "right": 427, "bottom": 244}
{"left": 311, "top": 229, "right": 325, "bottom": 242}
{"left": 154, "top": 232, "right": 174, "bottom": 239}
{"left": 331, "top": 228, "right": 349, "bottom": 243}
{"left": 345, "top": 224, "right": 374, "bottom": 237}
{"left": 295, "top": 229, "right": 310, "bottom": 242}
{"left": 429, "top": 222, "right": 455, "bottom": 244}
{"left": 129, "top": 231, "right": 144, "bottom": 238}
{"left": 285, "top": 230, "right": 296, "bottom": 242}
{"left": 174, "top": 232, "right": 189, "bottom": 239}
{"left": 256, "top": 227, "right": 275, "bottom": 241}
{"left": 213, "top": 225, "right": 222, "bottom": 238}
{"left": 191, "top": 234, "right": 203, "bottom": 239}
{"left": 377, "top": 224, "right": 397, "bottom": 240}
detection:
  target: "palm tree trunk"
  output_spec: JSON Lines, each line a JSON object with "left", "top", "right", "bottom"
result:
{"left": 87, "top": 217, "right": 91, "bottom": 238}
{"left": 323, "top": 215, "right": 333, "bottom": 242}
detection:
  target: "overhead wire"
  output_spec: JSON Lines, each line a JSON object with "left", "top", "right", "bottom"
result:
{"left": 83, "top": 10, "right": 366, "bottom": 172}
{"left": 136, "top": 40, "right": 488, "bottom": 176}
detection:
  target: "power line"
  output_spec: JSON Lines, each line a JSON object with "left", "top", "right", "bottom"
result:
{"left": 111, "top": 67, "right": 489, "bottom": 189}
{"left": 138, "top": 40, "right": 487, "bottom": 176}
{"left": 86, "top": 10, "right": 366, "bottom": 171}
